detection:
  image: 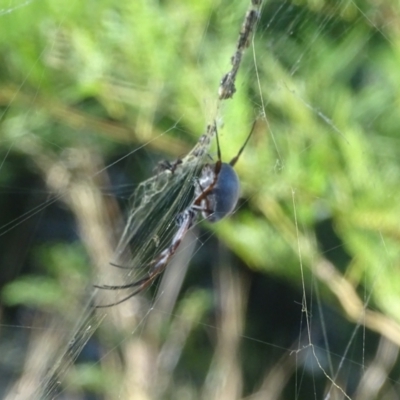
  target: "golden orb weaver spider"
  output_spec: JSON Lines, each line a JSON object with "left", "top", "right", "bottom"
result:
{"left": 95, "top": 121, "right": 256, "bottom": 307}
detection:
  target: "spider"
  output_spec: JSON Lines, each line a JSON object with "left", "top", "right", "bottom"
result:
{"left": 95, "top": 121, "right": 256, "bottom": 307}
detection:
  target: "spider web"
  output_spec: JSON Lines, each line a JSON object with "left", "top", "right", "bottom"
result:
{"left": 1, "top": 0, "right": 400, "bottom": 399}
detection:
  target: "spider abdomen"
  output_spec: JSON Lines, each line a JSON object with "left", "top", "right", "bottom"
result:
{"left": 208, "top": 162, "right": 240, "bottom": 222}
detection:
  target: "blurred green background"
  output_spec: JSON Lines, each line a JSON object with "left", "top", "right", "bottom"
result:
{"left": 1, "top": 0, "right": 400, "bottom": 399}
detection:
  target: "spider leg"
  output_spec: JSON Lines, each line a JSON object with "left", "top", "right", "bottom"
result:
{"left": 94, "top": 276, "right": 149, "bottom": 290}
{"left": 94, "top": 271, "right": 160, "bottom": 307}
{"left": 229, "top": 120, "right": 257, "bottom": 166}
{"left": 155, "top": 158, "right": 183, "bottom": 174}
{"left": 145, "top": 208, "right": 197, "bottom": 275}
{"left": 94, "top": 209, "right": 197, "bottom": 307}
{"left": 109, "top": 262, "right": 131, "bottom": 270}
{"left": 194, "top": 175, "right": 214, "bottom": 212}
{"left": 95, "top": 280, "right": 153, "bottom": 308}
{"left": 191, "top": 204, "right": 213, "bottom": 214}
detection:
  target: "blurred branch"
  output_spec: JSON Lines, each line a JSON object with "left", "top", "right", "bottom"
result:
{"left": 0, "top": 85, "right": 188, "bottom": 157}
{"left": 202, "top": 246, "right": 248, "bottom": 400}
{"left": 354, "top": 335, "right": 399, "bottom": 400}
{"left": 314, "top": 258, "right": 400, "bottom": 347}
{"left": 7, "top": 133, "right": 145, "bottom": 397}
{"left": 4, "top": 317, "right": 61, "bottom": 400}
{"left": 258, "top": 195, "right": 400, "bottom": 347}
